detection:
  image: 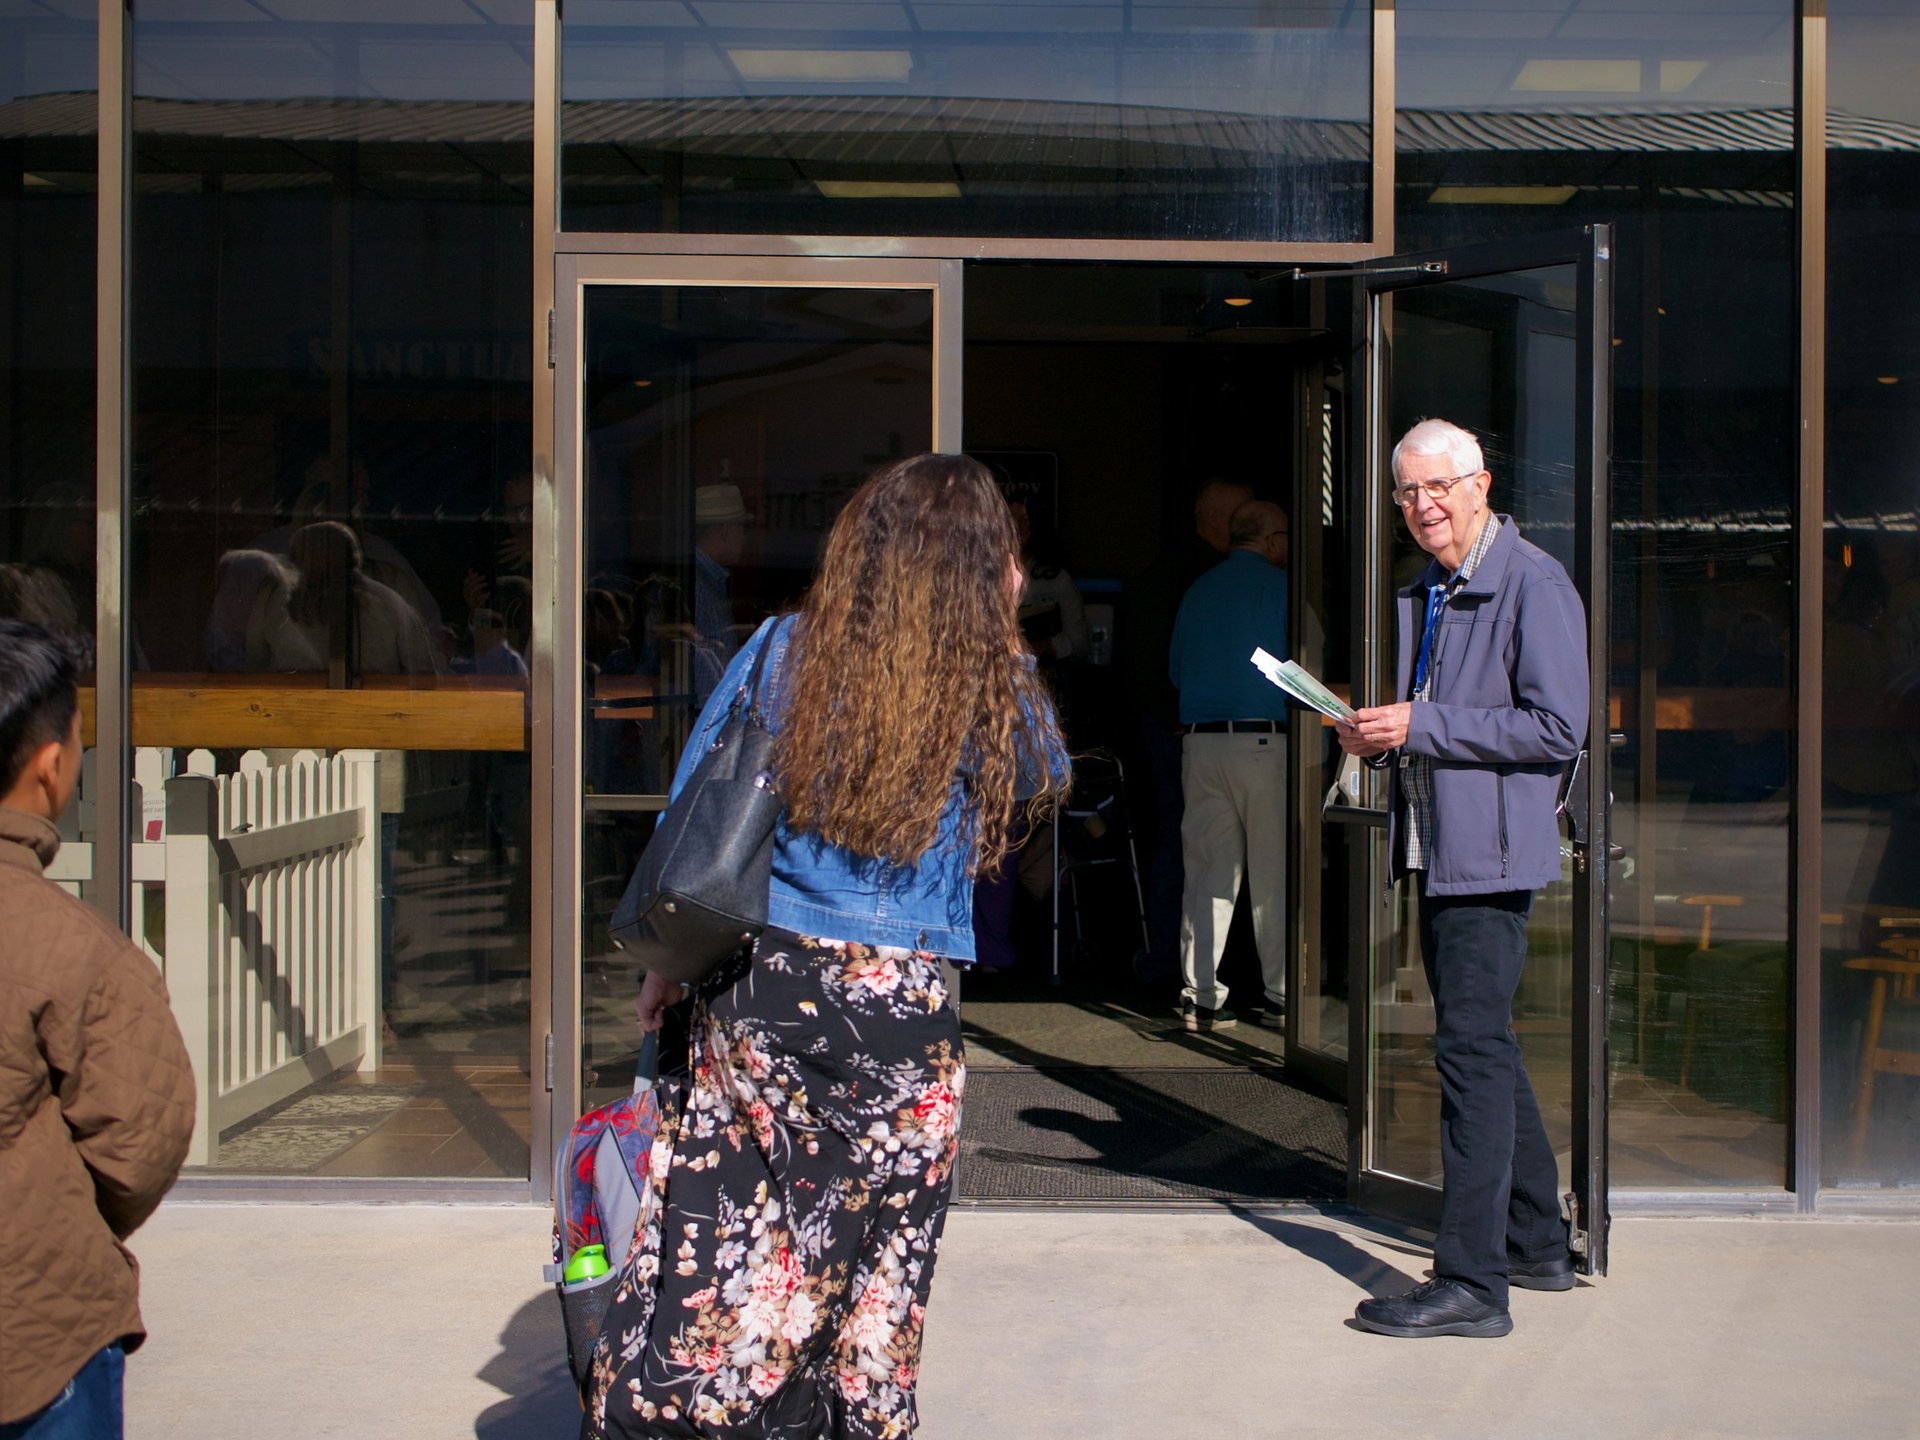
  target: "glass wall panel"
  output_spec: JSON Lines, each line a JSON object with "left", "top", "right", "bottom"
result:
{"left": 561, "top": 0, "right": 1370, "bottom": 242}
{"left": 2, "top": 3, "right": 97, "bottom": 900}
{"left": 577, "top": 280, "right": 935, "bottom": 1110}
{"left": 1399, "top": 0, "right": 1797, "bottom": 1188}
{"left": 1, "top": 10, "right": 96, "bottom": 637}
{"left": 1824, "top": 2, "right": 1920, "bottom": 1189}
{"left": 129, "top": 3, "right": 535, "bottom": 1178}
{"left": 1367, "top": 265, "right": 1582, "bottom": 1196}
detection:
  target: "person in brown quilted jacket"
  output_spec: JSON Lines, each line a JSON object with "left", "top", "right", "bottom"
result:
{"left": 0, "top": 620, "right": 195, "bottom": 1437}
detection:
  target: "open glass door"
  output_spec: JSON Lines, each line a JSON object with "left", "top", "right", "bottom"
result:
{"left": 1345, "top": 228, "right": 1613, "bottom": 1272}
{"left": 547, "top": 255, "right": 961, "bottom": 1164}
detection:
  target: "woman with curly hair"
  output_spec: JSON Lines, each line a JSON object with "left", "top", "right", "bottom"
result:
{"left": 588, "top": 453, "right": 1071, "bottom": 1439}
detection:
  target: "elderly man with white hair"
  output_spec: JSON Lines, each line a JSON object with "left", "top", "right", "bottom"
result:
{"left": 1337, "top": 418, "right": 1589, "bottom": 1339}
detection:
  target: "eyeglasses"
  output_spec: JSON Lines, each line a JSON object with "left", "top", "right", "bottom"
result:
{"left": 1391, "top": 471, "right": 1482, "bottom": 508}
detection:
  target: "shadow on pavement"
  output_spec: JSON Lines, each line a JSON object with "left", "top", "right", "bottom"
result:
{"left": 475, "top": 1292, "right": 583, "bottom": 1439}
{"left": 1226, "top": 1207, "right": 1423, "bottom": 1298}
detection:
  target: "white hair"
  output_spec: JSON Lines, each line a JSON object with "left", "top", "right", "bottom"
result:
{"left": 1391, "top": 418, "right": 1484, "bottom": 484}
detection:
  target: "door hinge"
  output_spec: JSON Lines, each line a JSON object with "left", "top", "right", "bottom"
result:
{"left": 543, "top": 1032, "right": 555, "bottom": 1092}
{"left": 545, "top": 309, "right": 556, "bottom": 369}
{"left": 1566, "top": 1190, "right": 1588, "bottom": 1259}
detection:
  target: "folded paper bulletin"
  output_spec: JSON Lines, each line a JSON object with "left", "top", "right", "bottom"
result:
{"left": 1250, "top": 648, "right": 1357, "bottom": 723}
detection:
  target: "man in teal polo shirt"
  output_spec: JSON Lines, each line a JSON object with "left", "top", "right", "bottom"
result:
{"left": 1168, "top": 500, "right": 1291, "bottom": 1031}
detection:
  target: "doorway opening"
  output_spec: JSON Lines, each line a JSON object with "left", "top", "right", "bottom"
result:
{"left": 952, "top": 261, "right": 1356, "bottom": 1204}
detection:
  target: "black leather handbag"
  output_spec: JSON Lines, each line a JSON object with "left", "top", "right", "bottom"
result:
{"left": 609, "top": 631, "right": 782, "bottom": 986}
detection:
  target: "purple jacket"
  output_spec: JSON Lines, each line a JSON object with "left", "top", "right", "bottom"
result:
{"left": 1384, "top": 517, "right": 1589, "bottom": 896}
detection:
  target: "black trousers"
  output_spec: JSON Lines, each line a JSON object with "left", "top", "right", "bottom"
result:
{"left": 1416, "top": 875, "right": 1569, "bottom": 1307}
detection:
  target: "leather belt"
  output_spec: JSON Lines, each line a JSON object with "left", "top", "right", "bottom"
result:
{"left": 1182, "top": 719, "right": 1282, "bottom": 734}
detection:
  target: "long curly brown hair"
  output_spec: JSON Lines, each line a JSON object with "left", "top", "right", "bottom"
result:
{"left": 774, "top": 453, "right": 1068, "bottom": 875}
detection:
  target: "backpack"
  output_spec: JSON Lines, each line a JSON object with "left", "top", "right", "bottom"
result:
{"left": 545, "top": 1033, "right": 664, "bottom": 1395}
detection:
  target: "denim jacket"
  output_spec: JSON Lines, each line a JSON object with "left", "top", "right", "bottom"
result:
{"left": 668, "top": 615, "right": 1069, "bottom": 962}
{"left": 1381, "top": 518, "right": 1589, "bottom": 896}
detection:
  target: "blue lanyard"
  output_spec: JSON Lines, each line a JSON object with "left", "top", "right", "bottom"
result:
{"left": 1412, "top": 583, "right": 1446, "bottom": 697}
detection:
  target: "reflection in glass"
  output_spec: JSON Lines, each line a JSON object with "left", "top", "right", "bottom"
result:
{"left": 1, "top": 4, "right": 96, "bottom": 655}
{"left": 1824, "top": 2, "right": 1920, "bottom": 1188}
{"left": 1399, "top": 0, "right": 1796, "bottom": 1190}
{"left": 128, "top": 3, "right": 535, "bottom": 1178}
{"left": 3, "top": 3, "right": 99, "bottom": 909}
{"left": 578, "top": 283, "right": 934, "bottom": 1110}
{"left": 1368, "top": 268, "right": 1579, "bottom": 1195}
{"left": 562, "top": 1, "right": 1369, "bottom": 242}
{"left": 1298, "top": 362, "right": 1354, "bottom": 1065}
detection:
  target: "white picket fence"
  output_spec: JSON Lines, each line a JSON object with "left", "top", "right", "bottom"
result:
{"left": 48, "top": 748, "right": 382, "bottom": 1165}
{"left": 46, "top": 749, "right": 167, "bottom": 953}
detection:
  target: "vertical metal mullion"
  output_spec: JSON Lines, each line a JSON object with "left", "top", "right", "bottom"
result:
{"left": 932, "top": 259, "right": 963, "bottom": 453}
{"left": 93, "top": 0, "right": 130, "bottom": 929}
{"left": 1574, "top": 225, "right": 1614, "bottom": 1274}
{"left": 1348, "top": 0, "right": 1395, "bottom": 1191}
{"left": 1346, "top": 276, "right": 1385, "bottom": 1194}
{"left": 530, "top": 0, "right": 562, "bottom": 1203}
{"left": 1370, "top": 0, "right": 1394, "bottom": 257}
{"left": 1792, "top": 0, "right": 1827, "bottom": 1212}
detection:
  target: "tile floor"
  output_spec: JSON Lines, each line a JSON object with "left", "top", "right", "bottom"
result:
{"left": 315, "top": 1053, "right": 531, "bottom": 1178}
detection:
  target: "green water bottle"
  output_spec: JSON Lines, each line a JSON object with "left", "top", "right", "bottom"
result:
{"left": 563, "top": 1244, "right": 610, "bottom": 1284}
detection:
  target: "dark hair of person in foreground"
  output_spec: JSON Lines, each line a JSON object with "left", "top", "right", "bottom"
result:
{"left": 0, "top": 619, "right": 81, "bottom": 794}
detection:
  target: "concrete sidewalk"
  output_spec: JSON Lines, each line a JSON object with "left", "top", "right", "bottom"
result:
{"left": 126, "top": 1203, "right": 1918, "bottom": 1439}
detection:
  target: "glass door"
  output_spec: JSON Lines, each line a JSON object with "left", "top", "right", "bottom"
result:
{"left": 548, "top": 254, "right": 961, "bottom": 1158}
{"left": 1346, "top": 229, "right": 1614, "bottom": 1272}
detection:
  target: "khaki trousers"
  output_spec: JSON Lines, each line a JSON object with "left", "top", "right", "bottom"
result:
{"left": 1178, "top": 730, "right": 1288, "bottom": 1011}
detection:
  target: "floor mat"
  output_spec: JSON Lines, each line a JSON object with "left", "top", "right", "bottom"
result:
{"left": 207, "top": 1084, "right": 422, "bottom": 1173}
{"left": 957, "top": 1067, "right": 1346, "bottom": 1202}
{"left": 960, "top": 995, "right": 1288, "bottom": 1070}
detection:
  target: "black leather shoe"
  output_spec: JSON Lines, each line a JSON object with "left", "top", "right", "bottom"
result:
{"left": 1353, "top": 1278, "right": 1513, "bottom": 1338}
{"left": 1507, "top": 1251, "right": 1577, "bottom": 1292}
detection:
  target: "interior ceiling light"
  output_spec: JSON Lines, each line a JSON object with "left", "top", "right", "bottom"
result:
{"left": 1878, "top": 376, "right": 1900, "bottom": 385}
{"left": 814, "top": 179, "right": 961, "bottom": 199}
{"left": 1428, "top": 185, "right": 1579, "bottom": 206}
{"left": 1513, "top": 59, "right": 1641, "bottom": 93}
{"left": 632, "top": 378, "right": 653, "bottom": 388}
{"left": 729, "top": 49, "right": 911, "bottom": 83}
{"left": 1660, "top": 60, "right": 1708, "bottom": 92}
{"left": 1223, "top": 297, "right": 1253, "bottom": 307}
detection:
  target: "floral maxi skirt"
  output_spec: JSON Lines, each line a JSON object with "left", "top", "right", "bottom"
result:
{"left": 587, "top": 928, "right": 965, "bottom": 1440}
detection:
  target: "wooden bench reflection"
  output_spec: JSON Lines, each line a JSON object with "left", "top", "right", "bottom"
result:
{"left": 81, "top": 675, "right": 529, "bottom": 752}
{"left": 76, "top": 681, "right": 1916, "bottom": 751}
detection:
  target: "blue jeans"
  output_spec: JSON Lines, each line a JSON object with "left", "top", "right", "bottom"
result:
{"left": 0, "top": 1344, "right": 123, "bottom": 1440}
{"left": 1417, "top": 878, "right": 1569, "bottom": 1308}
